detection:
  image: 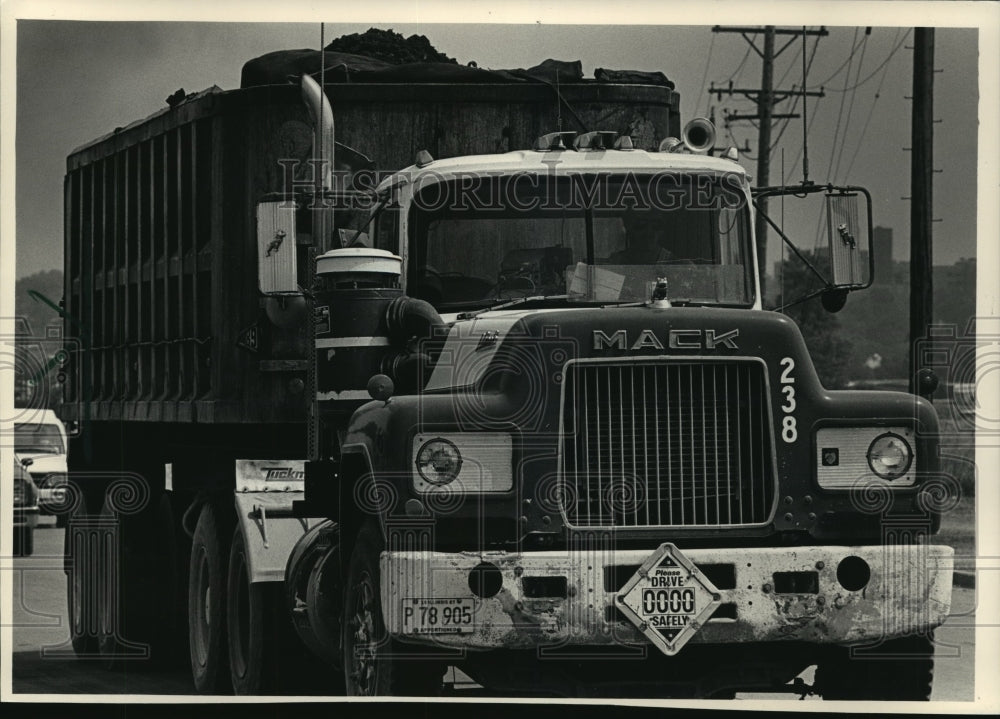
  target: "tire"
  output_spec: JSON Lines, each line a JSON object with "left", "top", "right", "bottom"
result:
{"left": 98, "top": 493, "right": 181, "bottom": 667}
{"left": 66, "top": 491, "right": 99, "bottom": 657}
{"left": 14, "top": 525, "right": 34, "bottom": 557}
{"left": 815, "top": 633, "right": 935, "bottom": 700}
{"left": 228, "top": 526, "right": 341, "bottom": 695}
{"left": 342, "top": 521, "right": 444, "bottom": 696}
{"left": 98, "top": 492, "right": 181, "bottom": 668}
{"left": 227, "top": 526, "right": 275, "bottom": 694}
{"left": 188, "top": 502, "right": 232, "bottom": 693}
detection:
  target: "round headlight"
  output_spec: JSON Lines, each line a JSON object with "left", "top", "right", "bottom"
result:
{"left": 867, "top": 433, "right": 913, "bottom": 479}
{"left": 416, "top": 438, "right": 463, "bottom": 485}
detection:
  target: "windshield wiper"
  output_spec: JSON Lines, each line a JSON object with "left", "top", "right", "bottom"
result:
{"left": 457, "top": 294, "right": 570, "bottom": 319}
{"left": 346, "top": 191, "right": 389, "bottom": 246}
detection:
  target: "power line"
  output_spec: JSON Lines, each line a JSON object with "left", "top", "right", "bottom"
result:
{"left": 785, "top": 94, "right": 823, "bottom": 179}
{"left": 774, "top": 40, "right": 804, "bottom": 90}
{"left": 712, "top": 25, "right": 829, "bottom": 294}
{"left": 770, "top": 33, "right": 822, "bottom": 151}
{"left": 832, "top": 30, "right": 870, "bottom": 183}
{"left": 841, "top": 29, "right": 902, "bottom": 180}
{"left": 723, "top": 43, "right": 754, "bottom": 84}
{"left": 696, "top": 33, "right": 716, "bottom": 117}
{"left": 809, "top": 29, "right": 867, "bottom": 88}
{"left": 816, "top": 27, "right": 861, "bottom": 249}
{"left": 825, "top": 27, "right": 860, "bottom": 183}
{"left": 825, "top": 29, "right": 913, "bottom": 93}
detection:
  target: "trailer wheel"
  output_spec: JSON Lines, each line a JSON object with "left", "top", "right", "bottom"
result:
{"left": 815, "top": 633, "right": 935, "bottom": 700}
{"left": 96, "top": 491, "right": 182, "bottom": 668}
{"left": 188, "top": 502, "right": 232, "bottom": 693}
{"left": 227, "top": 526, "right": 275, "bottom": 694}
{"left": 66, "top": 491, "right": 99, "bottom": 657}
{"left": 342, "top": 521, "right": 443, "bottom": 696}
{"left": 13, "top": 525, "right": 34, "bottom": 557}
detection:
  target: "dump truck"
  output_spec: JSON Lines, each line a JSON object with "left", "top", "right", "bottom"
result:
{"left": 58, "top": 49, "right": 952, "bottom": 699}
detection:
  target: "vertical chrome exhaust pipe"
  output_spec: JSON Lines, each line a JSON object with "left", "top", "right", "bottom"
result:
{"left": 300, "top": 73, "right": 335, "bottom": 190}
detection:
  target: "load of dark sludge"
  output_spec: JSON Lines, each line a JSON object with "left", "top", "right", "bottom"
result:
{"left": 240, "top": 27, "right": 673, "bottom": 89}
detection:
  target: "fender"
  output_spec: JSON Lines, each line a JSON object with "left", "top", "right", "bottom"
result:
{"left": 232, "top": 459, "right": 316, "bottom": 583}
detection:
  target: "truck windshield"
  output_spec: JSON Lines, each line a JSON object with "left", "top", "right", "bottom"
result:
{"left": 14, "top": 423, "right": 64, "bottom": 454}
{"left": 406, "top": 173, "right": 753, "bottom": 310}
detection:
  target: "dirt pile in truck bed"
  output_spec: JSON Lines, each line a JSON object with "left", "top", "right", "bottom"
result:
{"left": 323, "top": 27, "right": 458, "bottom": 65}
{"left": 240, "top": 27, "right": 674, "bottom": 89}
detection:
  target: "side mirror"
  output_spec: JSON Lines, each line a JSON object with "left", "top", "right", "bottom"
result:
{"left": 824, "top": 191, "right": 868, "bottom": 288}
{"left": 754, "top": 184, "right": 874, "bottom": 313}
{"left": 257, "top": 200, "right": 298, "bottom": 294}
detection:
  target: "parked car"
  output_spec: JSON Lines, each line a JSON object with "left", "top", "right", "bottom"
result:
{"left": 841, "top": 378, "right": 911, "bottom": 392}
{"left": 13, "top": 456, "right": 40, "bottom": 556}
{"left": 14, "top": 410, "right": 68, "bottom": 526}
{"left": 951, "top": 381, "right": 976, "bottom": 417}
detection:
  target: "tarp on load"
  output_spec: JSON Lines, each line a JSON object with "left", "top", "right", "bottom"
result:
{"left": 241, "top": 50, "right": 673, "bottom": 90}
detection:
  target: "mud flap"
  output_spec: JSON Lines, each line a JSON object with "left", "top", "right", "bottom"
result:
{"left": 233, "top": 493, "right": 315, "bottom": 584}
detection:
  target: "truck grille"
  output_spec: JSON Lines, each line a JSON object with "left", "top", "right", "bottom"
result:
{"left": 561, "top": 360, "right": 775, "bottom": 528}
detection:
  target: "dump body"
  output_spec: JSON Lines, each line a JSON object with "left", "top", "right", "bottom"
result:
{"left": 61, "top": 81, "right": 679, "bottom": 428}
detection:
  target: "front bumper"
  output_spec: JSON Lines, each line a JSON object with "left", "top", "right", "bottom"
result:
{"left": 381, "top": 543, "right": 953, "bottom": 650}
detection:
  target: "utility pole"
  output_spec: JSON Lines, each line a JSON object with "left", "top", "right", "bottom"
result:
{"left": 909, "top": 27, "right": 935, "bottom": 395}
{"left": 710, "top": 26, "right": 827, "bottom": 296}
{"left": 757, "top": 28, "right": 775, "bottom": 290}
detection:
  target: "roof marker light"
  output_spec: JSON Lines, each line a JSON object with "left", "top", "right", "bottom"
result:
{"left": 573, "top": 131, "right": 618, "bottom": 151}
{"left": 415, "top": 149, "right": 435, "bottom": 168}
{"left": 533, "top": 132, "right": 577, "bottom": 151}
{"left": 722, "top": 146, "right": 739, "bottom": 161}
{"left": 614, "top": 135, "right": 634, "bottom": 151}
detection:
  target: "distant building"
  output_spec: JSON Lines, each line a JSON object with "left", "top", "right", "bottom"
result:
{"left": 873, "top": 226, "right": 893, "bottom": 283}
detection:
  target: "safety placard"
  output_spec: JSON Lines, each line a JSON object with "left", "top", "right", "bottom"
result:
{"left": 615, "top": 543, "right": 722, "bottom": 656}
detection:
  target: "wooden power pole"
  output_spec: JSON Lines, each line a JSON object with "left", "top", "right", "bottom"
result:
{"left": 710, "top": 26, "right": 827, "bottom": 296}
{"left": 909, "top": 27, "right": 935, "bottom": 395}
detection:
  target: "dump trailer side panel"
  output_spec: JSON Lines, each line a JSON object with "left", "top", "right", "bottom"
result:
{"left": 61, "top": 81, "right": 678, "bottom": 430}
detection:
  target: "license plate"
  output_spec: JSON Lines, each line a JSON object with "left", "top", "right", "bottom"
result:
{"left": 615, "top": 543, "right": 722, "bottom": 656}
{"left": 401, "top": 597, "right": 476, "bottom": 635}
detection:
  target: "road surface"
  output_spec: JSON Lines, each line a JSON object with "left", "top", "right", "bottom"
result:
{"left": 8, "top": 519, "right": 977, "bottom": 700}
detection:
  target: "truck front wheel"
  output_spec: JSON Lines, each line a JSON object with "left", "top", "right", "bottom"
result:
{"left": 342, "top": 521, "right": 443, "bottom": 696}
{"left": 815, "top": 633, "right": 935, "bottom": 700}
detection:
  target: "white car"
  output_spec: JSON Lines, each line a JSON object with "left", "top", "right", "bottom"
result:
{"left": 14, "top": 410, "right": 69, "bottom": 525}
{"left": 13, "top": 455, "right": 39, "bottom": 556}
{"left": 951, "top": 381, "right": 976, "bottom": 418}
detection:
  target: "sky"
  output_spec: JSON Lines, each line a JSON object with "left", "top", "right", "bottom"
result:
{"left": 5, "top": 4, "right": 988, "bottom": 280}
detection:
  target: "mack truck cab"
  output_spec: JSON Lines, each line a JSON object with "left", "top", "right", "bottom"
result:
{"left": 268, "top": 114, "right": 953, "bottom": 699}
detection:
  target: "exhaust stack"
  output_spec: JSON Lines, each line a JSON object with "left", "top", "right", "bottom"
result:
{"left": 300, "top": 74, "right": 335, "bottom": 189}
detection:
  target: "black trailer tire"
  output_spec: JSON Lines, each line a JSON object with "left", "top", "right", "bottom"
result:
{"left": 188, "top": 502, "right": 232, "bottom": 694}
{"left": 815, "top": 633, "right": 935, "bottom": 700}
{"left": 342, "top": 521, "right": 444, "bottom": 697}
{"left": 66, "top": 491, "right": 100, "bottom": 657}
{"left": 97, "top": 492, "right": 182, "bottom": 669}
{"left": 227, "top": 526, "right": 273, "bottom": 695}
{"left": 228, "top": 525, "right": 342, "bottom": 695}
{"left": 14, "top": 525, "right": 34, "bottom": 557}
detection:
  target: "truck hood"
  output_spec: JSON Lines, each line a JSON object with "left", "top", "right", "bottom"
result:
{"left": 425, "top": 306, "right": 818, "bottom": 393}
